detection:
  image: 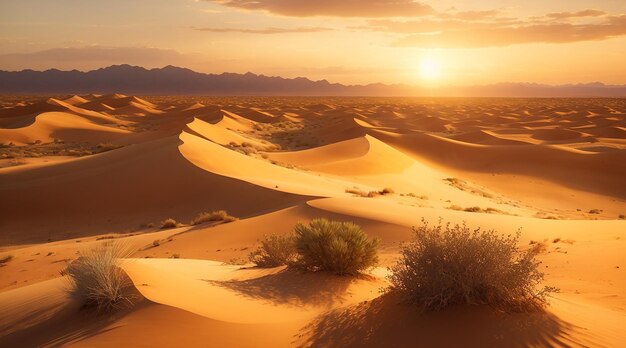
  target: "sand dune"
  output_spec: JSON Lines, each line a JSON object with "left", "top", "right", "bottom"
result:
{"left": 0, "top": 111, "right": 130, "bottom": 145}
{"left": 0, "top": 134, "right": 311, "bottom": 244}
{"left": 369, "top": 128, "right": 626, "bottom": 199}
{"left": 1, "top": 96, "right": 624, "bottom": 347}
{"left": 267, "top": 135, "right": 414, "bottom": 175}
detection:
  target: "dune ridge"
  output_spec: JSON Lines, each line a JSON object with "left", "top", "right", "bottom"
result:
{"left": 1, "top": 95, "right": 624, "bottom": 347}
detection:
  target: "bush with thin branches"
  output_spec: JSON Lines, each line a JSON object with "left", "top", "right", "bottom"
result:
{"left": 65, "top": 242, "right": 134, "bottom": 312}
{"left": 248, "top": 234, "right": 298, "bottom": 267}
{"left": 388, "top": 220, "right": 556, "bottom": 312}
{"left": 294, "top": 219, "right": 380, "bottom": 275}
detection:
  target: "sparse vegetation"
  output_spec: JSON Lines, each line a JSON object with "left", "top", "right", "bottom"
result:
{"left": 380, "top": 187, "right": 394, "bottom": 195}
{"left": 152, "top": 240, "right": 161, "bottom": 247}
{"left": 389, "top": 220, "right": 556, "bottom": 312}
{"left": 248, "top": 234, "right": 298, "bottom": 267}
{"left": 0, "top": 254, "right": 14, "bottom": 265}
{"left": 619, "top": 214, "right": 625, "bottom": 220}
{"left": 588, "top": 209, "right": 602, "bottom": 214}
{"left": 293, "top": 219, "right": 380, "bottom": 275}
{"left": 345, "top": 188, "right": 368, "bottom": 197}
{"left": 345, "top": 187, "right": 395, "bottom": 198}
{"left": 160, "top": 218, "right": 179, "bottom": 229}
{"left": 0, "top": 141, "right": 127, "bottom": 165}
{"left": 443, "top": 177, "right": 494, "bottom": 198}
{"left": 448, "top": 205, "right": 505, "bottom": 214}
{"left": 190, "top": 210, "right": 238, "bottom": 225}
{"left": 65, "top": 242, "right": 134, "bottom": 311}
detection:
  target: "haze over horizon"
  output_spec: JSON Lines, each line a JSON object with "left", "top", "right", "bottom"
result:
{"left": 1, "top": 0, "right": 626, "bottom": 87}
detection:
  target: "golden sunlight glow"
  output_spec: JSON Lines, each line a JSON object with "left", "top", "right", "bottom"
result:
{"left": 418, "top": 57, "right": 441, "bottom": 80}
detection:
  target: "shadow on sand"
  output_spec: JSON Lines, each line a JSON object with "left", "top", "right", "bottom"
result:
{"left": 206, "top": 268, "right": 370, "bottom": 307}
{"left": 297, "top": 293, "right": 582, "bottom": 348}
{"left": 0, "top": 274, "right": 142, "bottom": 347}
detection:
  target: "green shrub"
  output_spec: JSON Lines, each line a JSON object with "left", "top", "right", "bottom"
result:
{"left": 190, "top": 210, "right": 238, "bottom": 225}
{"left": 294, "top": 219, "right": 379, "bottom": 275}
{"left": 65, "top": 242, "right": 134, "bottom": 311}
{"left": 249, "top": 234, "right": 298, "bottom": 267}
{"left": 388, "top": 220, "right": 556, "bottom": 312}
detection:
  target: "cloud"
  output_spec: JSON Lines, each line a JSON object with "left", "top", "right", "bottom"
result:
{"left": 207, "top": 0, "right": 433, "bottom": 17}
{"left": 364, "top": 10, "right": 626, "bottom": 48}
{"left": 0, "top": 46, "right": 192, "bottom": 71}
{"left": 437, "top": 10, "right": 501, "bottom": 21}
{"left": 393, "top": 15, "right": 626, "bottom": 48}
{"left": 192, "top": 26, "right": 332, "bottom": 34}
{"left": 546, "top": 9, "right": 606, "bottom": 20}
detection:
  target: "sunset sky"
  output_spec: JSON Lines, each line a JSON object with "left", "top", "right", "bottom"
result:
{"left": 1, "top": 0, "right": 626, "bottom": 86}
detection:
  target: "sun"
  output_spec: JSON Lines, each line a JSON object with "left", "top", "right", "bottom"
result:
{"left": 418, "top": 57, "right": 441, "bottom": 80}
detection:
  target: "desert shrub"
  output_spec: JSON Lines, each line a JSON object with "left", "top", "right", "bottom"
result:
{"left": 380, "top": 187, "right": 395, "bottom": 195}
{"left": 388, "top": 220, "right": 556, "bottom": 312}
{"left": 0, "top": 255, "right": 14, "bottom": 264}
{"left": 190, "top": 210, "right": 238, "bottom": 225}
{"left": 294, "top": 219, "right": 380, "bottom": 275}
{"left": 160, "top": 218, "right": 179, "bottom": 229}
{"left": 345, "top": 188, "right": 368, "bottom": 197}
{"left": 65, "top": 242, "right": 134, "bottom": 311}
{"left": 152, "top": 240, "right": 160, "bottom": 247}
{"left": 249, "top": 234, "right": 298, "bottom": 267}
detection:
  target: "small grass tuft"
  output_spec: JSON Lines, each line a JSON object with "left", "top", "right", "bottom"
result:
{"left": 190, "top": 210, "right": 238, "bottom": 225}
{"left": 0, "top": 255, "right": 14, "bottom": 265}
{"left": 160, "top": 218, "right": 179, "bottom": 229}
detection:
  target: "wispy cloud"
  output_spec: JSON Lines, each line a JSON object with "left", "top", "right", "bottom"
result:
{"left": 545, "top": 9, "right": 606, "bottom": 20}
{"left": 206, "top": 0, "right": 433, "bottom": 17}
{"left": 192, "top": 26, "right": 332, "bottom": 34}
{"left": 365, "top": 10, "right": 626, "bottom": 48}
{"left": 0, "top": 46, "right": 191, "bottom": 71}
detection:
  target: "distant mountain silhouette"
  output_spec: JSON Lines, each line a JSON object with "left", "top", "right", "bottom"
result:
{"left": 1, "top": 65, "right": 625, "bottom": 97}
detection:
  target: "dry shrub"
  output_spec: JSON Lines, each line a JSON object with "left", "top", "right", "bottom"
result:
{"left": 248, "top": 234, "right": 298, "bottom": 267}
{"left": 294, "top": 219, "right": 380, "bottom": 275}
{"left": 160, "top": 218, "right": 179, "bottom": 229}
{"left": 190, "top": 210, "right": 238, "bottom": 225}
{"left": 65, "top": 242, "right": 134, "bottom": 311}
{"left": 345, "top": 188, "right": 368, "bottom": 197}
{"left": 0, "top": 255, "right": 14, "bottom": 265}
{"left": 380, "top": 187, "right": 395, "bottom": 195}
{"left": 389, "top": 220, "right": 556, "bottom": 312}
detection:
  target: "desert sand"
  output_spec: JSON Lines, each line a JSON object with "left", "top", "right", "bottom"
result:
{"left": 0, "top": 95, "right": 625, "bottom": 347}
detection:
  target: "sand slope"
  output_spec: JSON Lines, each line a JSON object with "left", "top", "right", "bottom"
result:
{"left": 1, "top": 96, "right": 625, "bottom": 347}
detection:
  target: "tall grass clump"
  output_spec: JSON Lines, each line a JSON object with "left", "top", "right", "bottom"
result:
{"left": 66, "top": 242, "right": 134, "bottom": 312}
{"left": 190, "top": 210, "right": 238, "bottom": 225}
{"left": 389, "top": 220, "right": 556, "bottom": 312}
{"left": 294, "top": 219, "right": 379, "bottom": 275}
{"left": 248, "top": 234, "right": 298, "bottom": 267}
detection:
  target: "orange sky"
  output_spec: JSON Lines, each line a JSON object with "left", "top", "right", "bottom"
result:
{"left": 1, "top": 0, "right": 625, "bottom": 86}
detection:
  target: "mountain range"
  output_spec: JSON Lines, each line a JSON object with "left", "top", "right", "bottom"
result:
{"left": 1, "top": 65, "right": 625, "bottom": 97}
